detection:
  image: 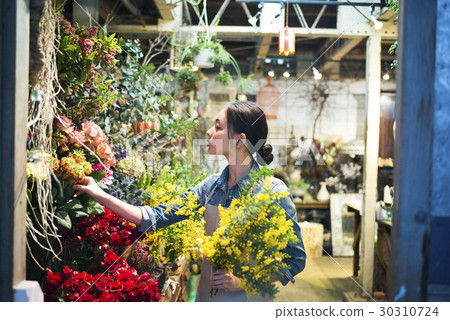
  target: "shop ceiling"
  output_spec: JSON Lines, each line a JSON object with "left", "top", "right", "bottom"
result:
{"left": 69, "top": 0, "right": 397, "bottom": 78}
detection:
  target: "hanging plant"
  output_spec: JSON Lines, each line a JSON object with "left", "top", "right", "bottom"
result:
{"left": 214, "top": 70, "right": 232, "bottom": 86}
{"left": 177, "top": 69, "right": 200, "bottom": 92}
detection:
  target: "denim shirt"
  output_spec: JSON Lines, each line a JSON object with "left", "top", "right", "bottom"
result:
{"left": 138, "top": 159, "right": 307, "bottom": 286}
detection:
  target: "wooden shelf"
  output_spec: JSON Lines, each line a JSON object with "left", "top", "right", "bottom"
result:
{"left": 294, "top": 199, "right": 330, "bottom": 210}
{"left": 159, "top": 257, "right": 190, "bottom": 302}
{"left": 345, "top": 199, "right": 361, "bottom": 212}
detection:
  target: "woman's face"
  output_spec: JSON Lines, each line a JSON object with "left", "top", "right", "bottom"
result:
{"left": 206, "top": 108, "right": 237, "bottom": 157}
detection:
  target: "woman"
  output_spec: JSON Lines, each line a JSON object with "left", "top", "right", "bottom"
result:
{"left": 73, "top": 101, "right": 306, "bottom": 302}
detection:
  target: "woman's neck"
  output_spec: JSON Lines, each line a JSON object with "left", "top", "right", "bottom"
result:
{"left": 227, "top": 153, "right": 253, "bottom": 188}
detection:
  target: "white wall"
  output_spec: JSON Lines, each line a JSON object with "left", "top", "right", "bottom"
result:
{"left": 247, "top": 78, "right": 368, "bottom": 143}
{"left": 197, "top": 77, "right": 396, "bottom": 171}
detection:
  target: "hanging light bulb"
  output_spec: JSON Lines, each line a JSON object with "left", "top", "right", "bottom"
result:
{"left": 369, "top": 6, "right": 383, "bottom": 30}
{"left": 278, "top": 1, "right": 295, "bottom": 56}
{"left": 312, "top": 66, "right": 322, "bottom": 80}
{"left": 283, "top": 71, "right": 290, "bottom": 78}
{"left": 383, "top": 73, "right": 390, "bottom": 80}
{"left": 268, "top": 69, "right": 275, "bottom": 77}
{"left": 238, "top": 94, "right": 248, "bottom": 102}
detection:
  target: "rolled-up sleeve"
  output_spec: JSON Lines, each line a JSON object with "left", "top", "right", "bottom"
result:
{"left": 273, "top": 184, "right": 307, "bottom": 286}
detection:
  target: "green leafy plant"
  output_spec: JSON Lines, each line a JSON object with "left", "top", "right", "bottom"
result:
{"left": 214, "top": 70, "right": 232, "bottom": 86}
{"left": 388, "top": 0, "right": 398, "bottom": 68}
{"left": 177, "top": 69, "right": 200, "bottom": 92}
{"left": 177, "top": 0, "right": 247, "bottom": 94}
{"left": 55, "top": 14, "right": 121, "bottom": 122}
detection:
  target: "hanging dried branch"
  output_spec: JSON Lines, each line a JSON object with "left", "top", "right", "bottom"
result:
{"left": 27, "top": 0, "right": 63, "bottom": 265}
{"left": 142, "top": 33, "right": 171, "bottom": 67}
{"left": 308, "top": 81, "right": 330, "bottom": 140}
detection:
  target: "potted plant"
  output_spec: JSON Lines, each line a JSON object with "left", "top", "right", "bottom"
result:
{"left": 177, "top": 69, "right": 200, "bottom": 92}
{"left": 214, "top": 70, "right": 232, "bottom": 86}
{"left": 177, "top": 0, "right": 245, "bottom": 94}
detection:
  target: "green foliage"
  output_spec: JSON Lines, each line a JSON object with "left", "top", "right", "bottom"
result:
{"left": 214, "top": 71, "right": 232, "bottom": 86}
{"left": 177, "top": 69, "right": 200, "bottom": 92}
{"left": 388, "top": 0, "right": 399, "bottom": 15}
{"left": 55, "top": 14, "right": 121, "bottom": 122}
{"left": 388, "top": 0, "right": 399, "bottom": 68}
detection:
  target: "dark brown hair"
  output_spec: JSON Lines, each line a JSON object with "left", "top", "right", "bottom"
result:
{"left": 226, "top": 101, "right": 274, "bottom": 165}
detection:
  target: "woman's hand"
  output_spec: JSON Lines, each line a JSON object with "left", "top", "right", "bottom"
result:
{"left": 72, "top": 176, "right": 106, "bottom": 202}
{"left": 210, "top": 270, "right": 244, "bottom": 292}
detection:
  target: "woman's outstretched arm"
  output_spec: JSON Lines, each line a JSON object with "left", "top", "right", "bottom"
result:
{"left": 73, "top": 176, "right": 143, "bottom": 226}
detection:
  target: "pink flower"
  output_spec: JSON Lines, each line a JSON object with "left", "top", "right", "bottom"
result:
{"left": 79, "top": 38, "right": 95, "bottom": 56}
{"left": 55, "top": 116, "right": 73, "bottom": 133}
{"left": 67, "top": 129, "right": 87, "bottom": 147}
{"left": 82, "top": 120, "right": 107, "bottom": 147}
{"left": 97, "top": 142, "right": 116, "bottom": 167}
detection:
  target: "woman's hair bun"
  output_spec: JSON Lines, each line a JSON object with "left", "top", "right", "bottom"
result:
{"left": 258, "top": 144, "right": 273, "bottom": 165}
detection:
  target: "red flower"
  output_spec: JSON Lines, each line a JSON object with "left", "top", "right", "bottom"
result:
{"left": 45, "top": 269, "right": 62, "bottom": 291}
{"left": 109, "top": 232, "right": 121, "bottom": 247}
{"left": 104, "top": 250, "right": 119, "bottom": 264}
{"left": 98, "top": 292, "right": 116, "bottom": 302}
{"left": 139, "top": 272, "right": 151, "bottom": 282}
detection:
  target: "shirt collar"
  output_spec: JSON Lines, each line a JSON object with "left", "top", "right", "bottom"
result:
{"left": 216, "top": 158, "right": 261, "bottom": 192}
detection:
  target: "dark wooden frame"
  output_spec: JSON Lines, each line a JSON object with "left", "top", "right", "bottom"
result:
{"left": 389, "top": 0, "right": 437, "bottom": 302}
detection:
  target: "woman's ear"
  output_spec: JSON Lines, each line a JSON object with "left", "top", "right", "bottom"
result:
{"left": 236, "top": 134, "right": 246, "bottom": 147}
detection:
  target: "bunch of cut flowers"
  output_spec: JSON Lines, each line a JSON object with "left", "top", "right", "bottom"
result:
{"left": 60, "top": 207, "right": 141, "bottom": 273}
{"left": 44, "top": 250, "right": 161, "bottom": 302}
{"left": 200, "top": 167, "right": 299, "bottom": 299}
{"left": 141, "top": 181, "right": 207, "bottom": 264}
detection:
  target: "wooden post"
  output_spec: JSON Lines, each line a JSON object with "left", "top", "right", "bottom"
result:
{"left": 360, "top": 35, "right": 381, "bottom": 298}
{"left": 389, "top": 0, "right": 437, "bottom": 302}
{"left": 0, "top": 0, "right": 29, "bottom": 301}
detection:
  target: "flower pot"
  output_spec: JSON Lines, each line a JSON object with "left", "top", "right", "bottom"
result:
{"left": 132, "top": 119, "right": 160, "bottom": 134}
{"left": 193, "top": 48, "right": 214, "bottom": 68}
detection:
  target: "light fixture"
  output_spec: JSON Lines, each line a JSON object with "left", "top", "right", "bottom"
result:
{"left": 312, "top": 66, "right": 322, "bottom": 80}
{"left": 248, "top": 11, "right": 261, "bottom": 28}
{"left": 277, "top": 59, "right": 284, "bottom": 65}
{"left": 238, "top": 94, "right": 248, "bottom": 102}
{"left": 283, "top": 71, "right": 290, "bottom": 78}
{"left": 278, "top": 0, "right": 295, "bottom": 56}
{"left": 268, "top": 69, "right": 275, "bottom": 77}
{"left": 369, "top": 6, "right": 383, "bottom": 30}
{"left": 265, "top": 58, "right": 272, "bottom": 63}
{"left": 383, "top": 73, "right": 390, "bottom": 80}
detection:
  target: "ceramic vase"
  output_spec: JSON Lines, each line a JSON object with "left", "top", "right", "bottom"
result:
{"left": 317, "top": 182, "right": 330, "bottom": 201}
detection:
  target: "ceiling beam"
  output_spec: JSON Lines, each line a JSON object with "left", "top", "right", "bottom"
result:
{"left": 253, "top": 36, "right": 273, "bottom": 73}
{"left": 154, "top": 0, "right": 177, "bottom": 21}
{"left": 236, "top": 0, "right": 387, "bottom": 7}
{"left": 319, "top": 38, "right": 362, "bottom": 72}
{"left": 210, "top": 0, "right": 231, "bottom": 27}
{"left": 311, "top": 2, "right": 329, "bottom": 28}
{"left": 107, "top": 24, "right": 397, "bottom": 39}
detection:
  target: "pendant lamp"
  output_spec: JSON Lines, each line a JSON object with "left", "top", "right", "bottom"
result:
{"left": 279, "top": 0, "right": 295, "bottom": 56}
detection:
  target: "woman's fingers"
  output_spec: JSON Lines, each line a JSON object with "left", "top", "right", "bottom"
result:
{"left": 73, "top": 190, "right": 84, "bottom": 198}
{"left": 210, "top": 272, "right": 232, "bottom": 288}
{"left": 72, "top": 184, "right": 86, "bottom": 198}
